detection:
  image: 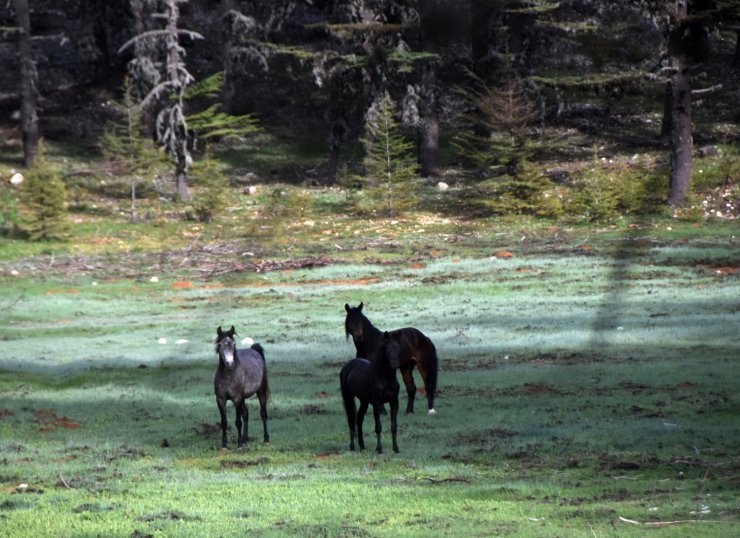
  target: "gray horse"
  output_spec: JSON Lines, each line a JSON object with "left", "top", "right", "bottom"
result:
{"left": 214, "top": 326, "right": 270, "bottom": 449}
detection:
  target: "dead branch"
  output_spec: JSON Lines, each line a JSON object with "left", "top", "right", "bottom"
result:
{"left": 58, "top": 474, "right": 74, "bottom": 489}
{"left": 405, "top": 475, "right": 471, "bottom": 484}
{"left": 619, "top": 516, "right": 730, "bottom": 527}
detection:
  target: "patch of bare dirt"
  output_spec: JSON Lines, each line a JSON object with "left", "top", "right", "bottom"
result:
{"left": 34, "top": 409, "right": 81, "bottom": 431}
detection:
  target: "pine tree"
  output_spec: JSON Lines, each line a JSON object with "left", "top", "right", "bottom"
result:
{"left": 189, "top": 150, "right": 228, "bottom": 223}
{"left": 101, "top": 78, "right": 161, "bottom": 222}
{"left": 361, "top": 93, "right": 419, "bottom": 217}
{"left": 22, "top": 148, "right": 71, "bottom": 241}
{"left": 454, "top": 71, "right": 538, "bottom": 175}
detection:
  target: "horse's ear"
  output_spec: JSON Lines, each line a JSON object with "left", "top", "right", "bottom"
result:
{"left": 345, "top": 303, "right": 350, "bottom": 312}
{"left": 228, "top": 325, "right": 236, "bottom": 336}
{"left": 358, "top": 302, "right": 363, "bottom": 311}
{"left": 217, "top": 326, "right": 223, "bottom": 336}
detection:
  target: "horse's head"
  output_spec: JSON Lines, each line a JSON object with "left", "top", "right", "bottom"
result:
{"left": 344, "top": 302, "right": 365, "bottom": 342}
{"left": 379, "top": 331, "right": 401, "bottom": 370}
{"left": 216, "top": 325, "right": 237, "bottom": 369}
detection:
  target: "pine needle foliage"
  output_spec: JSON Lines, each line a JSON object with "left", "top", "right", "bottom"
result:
{"left": 189, "top": 150, "right": 228, "bottom": 223}
{"left": 21, "top": 147, "right": 71, "bottom": 241}
{"left": 101, "top": 79, "right": 162, "bottom": 222}
{"left": 360, "top": 92, "right": 419, "bottom": 217}
{"left": 482, "top": 161, "right": 562, "bottom": 217}
{"left": 187, "top": 104, "right": 260, "bottom": 144}
{"left": 184, "top": 72, "right": 260, "bottom": 148}
{"left": 454, "top": 71, "right": 538, "bottom": 174}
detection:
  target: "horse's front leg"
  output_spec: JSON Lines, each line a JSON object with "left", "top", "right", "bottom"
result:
{"left": 389, "top": 395, "right": 400, "bottom": 453}
{"left": 237, "top": 400, "right": 250, "bottom": 448}
{"left": 372, "top": 402, "right": 383, "bottom": 454}
{"left": 357, "top": 401, "right": 369, "bottom": 451}
{"left": 234, "top": 400, "right": 246, "bottom": 448}
{"left": 217, "top": 396, "right": 228, "bottom": 448}
{"left": 400, "top": 364, "right": 417, "bottom": 414}
{"left": 258, "top": 390, "right": 270, "bottom": 443}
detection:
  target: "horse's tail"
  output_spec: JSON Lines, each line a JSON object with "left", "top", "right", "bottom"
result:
{"left": 251, "top": 343, "right": 265, "bottom": 362}
{"left": 423, "top": 336, "right": 439, "bottom": 409}
{"left": 252, "top": 343, "right": 270, "bottom": 401}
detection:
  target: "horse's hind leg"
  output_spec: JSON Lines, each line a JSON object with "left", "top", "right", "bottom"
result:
{"left": 342, "top": 391, "right": 358, "bottom": 451}
{"left": 389, "top": 395, "right": 400, "bottom": 453}
{"left": 400, "top": 364, "right": 417, "bottom": 414}
{"left": 217, "top": 396, "right": 229, "bottom": 448}
{"left": 357, "top": 400, "right": 369, "bottom": 451}
{"left": 415, "top": 345, "right": 438, "bottom": 414}
{"left": 258, "top": 390, "right": 270, "bottom": 443}
{"left": 372, "top": 403, "right": 383, "bottom": 454}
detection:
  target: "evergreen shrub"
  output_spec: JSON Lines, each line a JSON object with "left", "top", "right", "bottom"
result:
{"left": 190, "top": 153, "right": 228, "bottom": 223}
{"left": 564, "top": 161, "right": 666, "bottom": 222}
{"left": 481, "top": 162, "right": 562, "bottom": 217}
{"left": 21, "top": 150, "right": 72, "bottom": 241}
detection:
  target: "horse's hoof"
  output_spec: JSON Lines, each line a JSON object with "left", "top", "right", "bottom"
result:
{"left": 428, "top": 408, "right": 436, "bottom": 415}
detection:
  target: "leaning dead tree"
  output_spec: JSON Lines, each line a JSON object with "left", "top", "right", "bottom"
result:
{"left": 119, "top": 0, "right": 203, "bottom": 201}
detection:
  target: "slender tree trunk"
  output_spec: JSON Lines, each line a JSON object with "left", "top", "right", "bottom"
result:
{"left": 469, "top": 0, "right": 495, "bottom": 139}
{"left": 175, "top": 137, "right": 190, "bottom": 200}
{"left": 326, "top": 120, "right": 345, "bottom": 185}
{"left": 660, "top": 80, "right": 673, "bottom": 145}
{"left": 326, "top": 143, "right": 340, "bottom": 185}
{"left": 733, "top": 29, "right": 740, "bottom": 68}
{"left": 667, "top": 59, "right": 692, "bottom": 207}
{"left": 666, "top": 0, "right": 693, "bottom": 207}
{"left": 419, "top": 116, "right": 439, "bottom": 177}
{"left": 14, "top": 0, "right": 38, "bottom": 167}
{"left": 419, "top": 66, "right": 439, "bottom": 177}
{"left": 418, "top": 3, "right": 442, "bottom": 177}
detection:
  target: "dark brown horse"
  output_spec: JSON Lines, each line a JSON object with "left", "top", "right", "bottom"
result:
{"left": 214, "top": 326, "right": 270, "bottom": 449}
{"left": 340, "top": 331, "right": 401, "bottom": 453}
{"left": 344, "top": 302, "right": 438, "bottom": 415}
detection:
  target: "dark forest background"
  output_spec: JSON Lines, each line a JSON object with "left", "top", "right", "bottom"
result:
{"left": 1, "top": 0, "right": 739, "bottom": 229}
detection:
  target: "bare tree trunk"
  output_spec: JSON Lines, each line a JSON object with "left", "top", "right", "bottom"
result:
{"left": 667, "top": 59, "right": 692, "bottom": 207}
{"left": 176, "top": 147, "right": 190, "bottom": 201}
{"left": 419, "top": 116, "right": 439, "bottom": 177}
{"left": 325, "top": 120, "right": 346, "bottom": 185}
{"left": 666, "top": 0, "right": 693, "bottom": 207}
{"left": 327, "top": 140, "right": 340, "bottom": 185}
{"left": 659, "top": 80, "right": 673, "bottom": 145}
{"left": 418, "top": 65, "right": 439, "bottom": 177}
{"left": 14, "top": 0, "right": 38, "bottom": 167}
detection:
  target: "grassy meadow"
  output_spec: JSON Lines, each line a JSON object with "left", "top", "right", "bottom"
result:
{"left": 0, "top": 213, "right": 739, "bottom": 537}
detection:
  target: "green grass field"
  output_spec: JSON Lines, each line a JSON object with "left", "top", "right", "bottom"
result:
{"left": 1, "top": 217, "right": 739, "bottom": 537}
